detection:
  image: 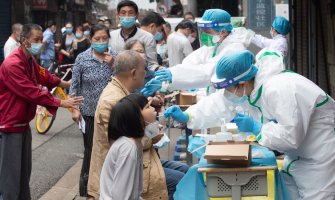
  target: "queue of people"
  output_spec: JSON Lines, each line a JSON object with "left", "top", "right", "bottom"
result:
{"left": 2, "top": 0, "right": 332, "bottom": 200}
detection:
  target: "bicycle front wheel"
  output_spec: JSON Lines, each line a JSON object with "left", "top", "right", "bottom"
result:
{"left": 35, "top": 106, "right": 56, "bottom": 134}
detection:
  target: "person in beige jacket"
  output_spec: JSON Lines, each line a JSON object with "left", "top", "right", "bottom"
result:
{"left": 87, "top": 50, "right": 145, "bottom": 199}
{"left": 87, "top": 50, "right": 169, "bottom": 200}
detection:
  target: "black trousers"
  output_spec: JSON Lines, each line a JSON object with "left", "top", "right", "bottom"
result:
{"left": 0, "top": 129, "right": 32, "bottom": 200}
{"left": 79, "top": 116, "right": 94, "bottom": 197}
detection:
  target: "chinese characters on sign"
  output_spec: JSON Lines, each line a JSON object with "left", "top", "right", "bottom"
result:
{"left": 248, "top": 0, "right": 273, "bottom": 31}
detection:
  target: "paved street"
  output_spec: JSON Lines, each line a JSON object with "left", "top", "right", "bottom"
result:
{"left": 30, "top": 108, "right": 83, "bottom": 200}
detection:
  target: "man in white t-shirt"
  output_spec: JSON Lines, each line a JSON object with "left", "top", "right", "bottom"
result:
{"left": 167, "top": 19, "right": 194, "bottom": 67}
{"left": 3, "top": 23, "right": 22, "bottom": 58}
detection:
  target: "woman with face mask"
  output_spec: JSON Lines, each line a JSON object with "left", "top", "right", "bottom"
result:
{"left": 72, "top": 25, "right": 91, "bottom": 59}
{"left": 69, "top": 24, "right": 117, "bottom": 198}
{"left": 59, "top": 22, "right": 76, "bottom": 64}
{"left": 83, "top": 26, "right": 91, "bottom": 41}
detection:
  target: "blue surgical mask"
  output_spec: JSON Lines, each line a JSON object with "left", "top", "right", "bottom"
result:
{"left": 28, "top": 43, "right": 43, "bottom": 55}
{"left": 224, "top": 86, "right": 248, "bottom": 104}
{"left": 91, "top": 42, "right": 108, "bottom": 54}
{"left": 84, "top": 31, "right": 90, "bottom": 36}
{"left": 154, "top": 32, "right": 163, "bottom": 41}
{"left": 119, "top": 16, "right": 136, "bottom": 28}
{"left": 75, "top": 33, "right": 83, "bottom": 38}
{"left": 66, "top": 28, "right": 73, "bottom": 34}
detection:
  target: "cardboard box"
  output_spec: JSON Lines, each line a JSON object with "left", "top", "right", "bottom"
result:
{"left": 204, "top": 141, "right": 251, "bottom": 167}
{"left": 175, "top": 92, "right": 197, "bottom": 107}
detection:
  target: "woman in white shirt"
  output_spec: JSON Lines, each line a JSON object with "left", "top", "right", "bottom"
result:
{"left": 100, "top": 93, "right": 157, "bottom": 200}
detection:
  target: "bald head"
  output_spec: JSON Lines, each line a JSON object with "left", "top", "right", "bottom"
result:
{"left": 114, "top": 50, "right": 145, "bottom": 75}
{"left": 12, "top": 23, "right": 23, "bottom": 33}
{"left": 11, "top": 23, "right": 23, "bottom": 41}
{"left": 113, "top": 50, "right": 147, "bottom": 91}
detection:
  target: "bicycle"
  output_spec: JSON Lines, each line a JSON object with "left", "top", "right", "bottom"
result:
{"left": 35, "top": 64, "right": 73, "bottom": 134}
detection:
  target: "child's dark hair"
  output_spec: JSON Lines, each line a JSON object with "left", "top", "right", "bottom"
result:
{"left": 108, "top": 93, "right": 148, "bottom": 141}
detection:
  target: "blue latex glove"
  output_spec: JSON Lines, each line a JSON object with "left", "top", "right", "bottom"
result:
{"left": 164, "top": 105, "right": 189, "bottom": 123}
{"left": 233, "top": 113, "right": 262, "bottom": 135}
{"left": 155, "top": 69, "right": 172, "bottom": 82}
{"left": 140, "top": 79, "right": 162, "bottom": 96}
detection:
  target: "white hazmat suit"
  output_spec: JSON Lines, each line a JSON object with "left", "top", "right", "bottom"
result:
{"left": 185, "top": 49, "right": 335, "bottom": 199}
{"left": 251, "top": 34, "right": 288, "bottom": 57}
{"left": 167, "top": 27, "right": 254, "bottom": 90}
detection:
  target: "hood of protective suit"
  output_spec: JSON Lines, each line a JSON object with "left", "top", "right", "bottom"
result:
{"left": 220, "top": 27, "right": 255, "bottom": 49}
{"left": 250, "top": 48, "right": 285, "bottom": 101}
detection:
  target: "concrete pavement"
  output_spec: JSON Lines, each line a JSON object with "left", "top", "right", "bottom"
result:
{"left": 39, "top": 160, "right": 83, "bottom": 200}
{"left": 29, "top": 108, "right": 84, "bottom": 200}
{"left": 31, "top": 107, "right": 75, "bottom": 150}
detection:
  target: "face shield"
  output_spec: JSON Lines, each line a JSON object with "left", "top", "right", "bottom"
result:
{"left": 197, "top": 20, "right": 230, "bottom": 47}
{"left": 211, "top": 66, "right": 254, "bottom": 90}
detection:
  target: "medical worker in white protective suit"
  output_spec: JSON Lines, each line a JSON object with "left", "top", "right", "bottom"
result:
{"left": 141, "top": 9, "right": 254, "bottom": 95}
{"left": 164, "top": 49, "right": 335, "bottom": 200}
{"left": 251, "top": 16, "right": 290, "bottom": 57}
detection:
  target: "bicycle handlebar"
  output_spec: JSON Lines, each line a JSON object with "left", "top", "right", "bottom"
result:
{"left": 58, "top": 64, "right": 74, "bottom": 70}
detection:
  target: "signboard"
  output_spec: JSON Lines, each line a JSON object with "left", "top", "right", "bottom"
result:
{"left": 276, "top": 4, "right": 289, "bottom": 20}
{"left": 248, "top": 0, "right": 274, "bottom": 31}
{"left": 32, "top": 0, "right": 48, "bottom": 10}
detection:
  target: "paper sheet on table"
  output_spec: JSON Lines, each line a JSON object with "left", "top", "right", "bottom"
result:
{"left": 78, "top": 117, "right": 86, "bottom": 134}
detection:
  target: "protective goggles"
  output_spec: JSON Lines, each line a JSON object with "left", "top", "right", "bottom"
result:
{"left": 211, "top": 66, "right": 253, "bottom": 89}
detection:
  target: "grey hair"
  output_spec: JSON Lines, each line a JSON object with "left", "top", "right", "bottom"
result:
{"left": 20, "top": 24, "right": 42, "bottom": 42}
{"left": 114, "top": 50, "right": 143, "bottom": 74}
{"left": 124, "top": 39, "right": 145, "bottom": 51}
{"left": 12, "top": 23, "right": 22, "bottom": 33}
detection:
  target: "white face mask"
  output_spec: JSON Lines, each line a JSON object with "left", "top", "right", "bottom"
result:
{"left": 188, "top": 35, "right": 196, "bottom": 43}
{"left": 144, "top": 121, "right": 160, "bottom": 138}
{"left": 212, "top": 35, "right": 221, "bottom": 43}
{"left": 153, "top": 133, "right": 170, "bottom": 148}
{"left": 224, "top": 86, "right": 248, "bottom": 104}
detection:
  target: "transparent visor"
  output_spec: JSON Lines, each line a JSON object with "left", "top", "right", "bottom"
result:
{"left": 197, "top": 21, "right": 230, "bottom": 47}
{"left": 211, "top": 66, "right": 253, "bottom": 89}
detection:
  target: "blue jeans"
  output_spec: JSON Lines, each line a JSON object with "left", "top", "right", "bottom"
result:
{"left": 161, "top": 160, "right": 189, "bottom": 200}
